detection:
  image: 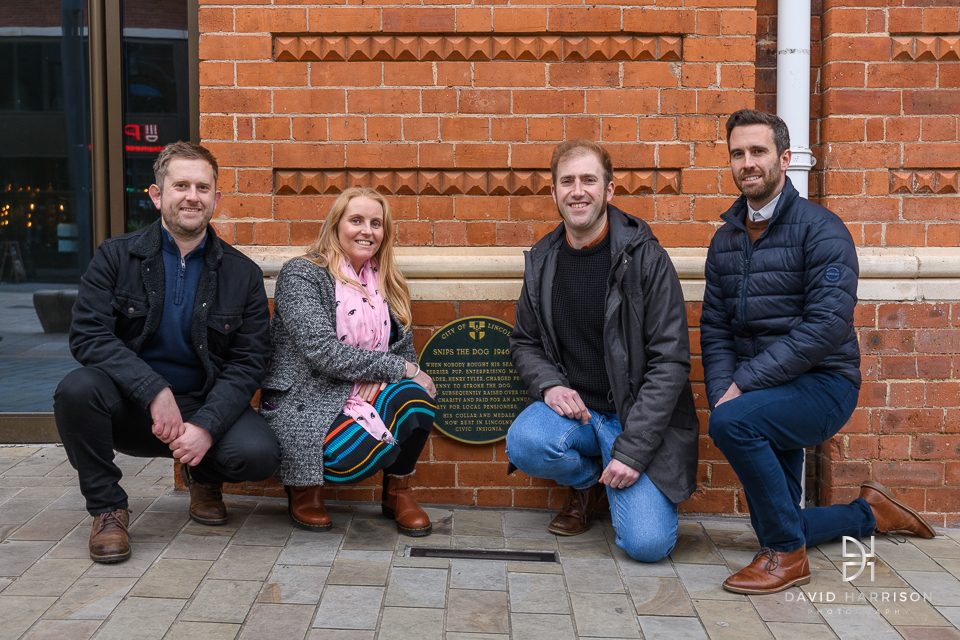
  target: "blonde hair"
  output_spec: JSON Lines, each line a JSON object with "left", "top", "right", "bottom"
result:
{"left": 305, "top": 187, "right": 412, "bottom": 329}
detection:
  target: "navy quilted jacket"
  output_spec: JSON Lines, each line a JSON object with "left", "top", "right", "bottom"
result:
{"left": 700, "top": 178, "right": 861, "bottom": 409}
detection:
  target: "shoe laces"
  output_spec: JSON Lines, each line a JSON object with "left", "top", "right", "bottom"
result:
{"left": 880, "top": 531, "right": 907, "bottom": 545}
{"left": 95, "top": 508, "right": 130, "bottom": 533}
{"left": 753, "top": 547, "right": 781, "bottom": 571}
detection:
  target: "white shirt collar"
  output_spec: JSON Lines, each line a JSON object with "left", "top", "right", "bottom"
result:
{"left": 749, "top": 191, "right": 782, "bottom": 222}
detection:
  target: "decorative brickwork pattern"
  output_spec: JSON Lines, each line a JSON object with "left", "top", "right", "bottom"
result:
{"left": 889, "top": 170, "right": 959, "bottom": 195}
{"left": 274, "top": 34, "right": 682, "bottom": 63}
{"left": 274, "top": 169, "right": 680, "bottom": 196}
{"left": 891, "top": 36, "right": 960, "bottom": 61}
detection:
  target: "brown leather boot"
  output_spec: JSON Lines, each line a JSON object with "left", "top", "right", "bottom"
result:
{"left": 547, "top": 484, "right": 606, "bottom": 536}
{"left": 723, "top": 546, "right": 810, "bottom": 594}
{"left": 181, "top": 464, "right": 227, "bottom": 526}
{"left": 286, "top": 485, "right": 332, "bottom": 532}
{"left": 382, "top": 474, "right": 432, "bottom": 537}
{"left": 861, "top": 481, "right": 936, "bottom": 538}
{"left": 89, "top": 508, "right": 131, "bottom": 564}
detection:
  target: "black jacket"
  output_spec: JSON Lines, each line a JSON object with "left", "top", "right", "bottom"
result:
{"left": 510, "top": 205, "right": 699, "bottom": 504}
{"left": 69, "top": 220, "right": 271, "bottom": 441}
{"left": 700, "top": 178, "right": 861, "bottom": 409}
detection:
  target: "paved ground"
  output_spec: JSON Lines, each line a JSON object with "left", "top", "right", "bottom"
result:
{"left": 1, "top": 446, "right": 959, "bottom": 640}
{"left": 0, "top": 285, "right": 79, "bottom": 413}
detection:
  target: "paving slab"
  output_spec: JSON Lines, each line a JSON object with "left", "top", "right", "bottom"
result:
{"left": 445, "top": 588, "right": 510, "bottom": 635}
{"left": 451, "top": 559, "right": 506, "bottom": 590}
{"left": 864, "top": 587, "right": 953, "bottom": 627}
{"left": 208, "top": 544, "right": 282, "bottom": 581}
{"left": 766, "top": 621, "right": 839, "bottom": 640}
{"left": 897, "top": 627, "right": 960, "bottom": 640}
{"left": 561, "top": 557, "right": 625, "bottom": 594}
{"left": 508, "top": 572, "right": 570, "bottom": 614}
{"left": 384, "top": 567, "right": 448, "bottom": 608}
{"left": 637, "top": 615, "right": 710, "bottom": 640}
{"left": 818, "top": 605, "right": 904, "bottom": 640}
{"left": 625, "top": 576, "right": 696, "bottom": 616}
{"left": 509, "top": 612, "right": 576, "bottom": 640}
{"left": 569, "top": 592, "right": 640, "bottom": 638}
{"left": 377, "top": 606, "right": 445, "bottom": 640}
{"left": 278, "top": 530, "right": 343, "bottom": 566}
{"left": 675, "top": 563, "right": 744, "bottom": 601}
{"left": 181, "top": 579, "right": 262, "bottom": 623}
{"left": 91, "top": 596, "right": 184, "bottom": 640}
{"left": 1, "top": 558, "right": 91, "bottom": 596}
{"left": 898, "top": 571, "right": 960, "bottom": 606}
{"left": 692, "top": 599, "right": 773, "bottom": 640}
{"left": 229, "top": 515, "right": 293, "bottom": 547}
{"left": 162, "top": 533, "right": 231, "bottom": 560}
{"left": 453, "top": 511, "right": 503, "bottom": 537}
{"left": 313, "top": 585, "right": 385, "bottom": 630}
{"left": 43, "top": 577, "right": 136, "bottom": 620}
{"left": 163, "top": 621, "right": 240, "bottom": 640}
{"left": 259, "top": 564, "right": 330, "bottom": 604}
{"left": 131, "top": 558, "right": 212, "bottom": 599}
{"left": 0, "top": 595, "right": 57, "bottom": 640}
{"left": 236, "top": 603, "right": 315, "bottom": 640}
{"left": 341, "top": 519, "right": 398, "bottom": 551}
{"left": 0, "top": 540, "right": 55, "bottom": 576}
{"left": 749, "top": 588, "right": 822, "bottom": 623}
{"left": 83, "top": 542, "right": 165, "bottom": 578}
{"left": 19, "top": 619, "right": 103, "bottom": 640}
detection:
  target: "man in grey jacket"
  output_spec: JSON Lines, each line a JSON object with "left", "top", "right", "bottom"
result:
{"left": 506, "top": 139, "right": 698, "bottom": 561}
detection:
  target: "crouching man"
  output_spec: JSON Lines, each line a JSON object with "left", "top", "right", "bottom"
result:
{"left": 55, "top": 142, "right": 281, "bottom": 563}
{"left": 702, "top": 109, "right": 936, "bottom": 594}
{"left": 506, "top": 139, "right": 699, "bottom": 562}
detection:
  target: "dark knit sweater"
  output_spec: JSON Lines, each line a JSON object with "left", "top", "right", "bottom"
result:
{"left": 552, "top": 233, "right": 616, "bottom": 412}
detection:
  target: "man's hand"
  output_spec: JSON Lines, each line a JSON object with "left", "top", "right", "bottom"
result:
{"left": 170, "top": 423, "right": 213, "bottom": 467}
{"left": 715, "top": 382, "right": 743, "bottom": 407}
{"left": 543, "top": 385, "right": 591, "bottom": 424}
{"left": 600, "top": 458, "right": 640, "bottom": 489}
{"left": 357, "top": 381, "right": 386, "bottom": 403}
{"left": 150, "top": 388, "right": 184, "bottom": 443}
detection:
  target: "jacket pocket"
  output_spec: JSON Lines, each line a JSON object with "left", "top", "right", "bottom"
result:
{"left": 111, "top": 295, "right": 148, "bottom": 339}
{"left": 206, "top": 313, "right": 243, "bottom": 355}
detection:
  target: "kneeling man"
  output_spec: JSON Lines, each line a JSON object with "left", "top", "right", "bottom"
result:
{"left": 702, "top": 109, "right": 936, "bottom": 594}
{"left": 507, "top": 139, "right": 698, "bottom": 562}
{"left": 55, "top": 142, "right": 281, "bottom": 563}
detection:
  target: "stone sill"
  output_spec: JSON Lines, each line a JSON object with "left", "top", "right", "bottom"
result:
{"left": 239, "top": 246, "right": 960, "bottom": 303}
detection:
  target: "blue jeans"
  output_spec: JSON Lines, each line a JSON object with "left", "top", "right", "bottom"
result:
{"left": 506, "top": 402, "right": 679, "bottom": 562}
{"left": 708, "top": 371, "right": 876, "bottom": 552}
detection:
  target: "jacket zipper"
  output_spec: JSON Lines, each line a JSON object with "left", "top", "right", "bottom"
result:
{"left": 175, "top": 255, "right": 186, "bottom": 306}
{"left": 741, "top": 234, "right": 758, "bottom": 357}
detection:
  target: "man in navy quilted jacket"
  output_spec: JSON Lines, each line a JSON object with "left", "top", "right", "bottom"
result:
{"left": 701, "top": 109, "right": 936, "bottom": 595}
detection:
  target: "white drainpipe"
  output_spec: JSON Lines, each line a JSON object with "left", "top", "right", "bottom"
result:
{"left": 777, "top": 0, "right": 814, "bottom": 508}
{"left": 777, "top": 0, "right": 815, "bottom": 200}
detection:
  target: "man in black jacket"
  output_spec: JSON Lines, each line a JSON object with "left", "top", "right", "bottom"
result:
{"left": 702, "top": 109, "right": 935, "bottom": 594}
{"left": 54, "top": 142, "right": 280, "bottom": 563}
{"left": 507, "top": 140, "right": 698, "bottom": 562}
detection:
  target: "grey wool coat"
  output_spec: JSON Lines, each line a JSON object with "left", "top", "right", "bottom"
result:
{"left": 261, "top": 257, "right": 416, "bottom": 486}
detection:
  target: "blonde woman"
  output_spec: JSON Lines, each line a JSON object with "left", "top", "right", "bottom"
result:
{"left": 262, "top": 187, "right": 436, "bottom": 535}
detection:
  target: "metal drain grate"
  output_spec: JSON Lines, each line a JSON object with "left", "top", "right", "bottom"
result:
{"left": 407, "top": 547, "right": 559, "bottom": 563}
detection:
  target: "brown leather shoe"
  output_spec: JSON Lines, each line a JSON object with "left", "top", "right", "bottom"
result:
{"left": 723, "top": 546, "right": 810, "bottom": 594}
{"left": 861, "top": 481, "right": 936, "bottom": 538}
{"left": 547, "top": 484, "right": 606, "bottom": 536}
{"left": 382, "top": 474, "right": 432, "bottom": 536}
{"left": 286, "top": 485, "right": 332, "bottom": 532}
{"left": 181, "top": 464, "right": 227, "bottom": 526}
{"left": 89, "top": 508, "right": 131, "bottom": 564}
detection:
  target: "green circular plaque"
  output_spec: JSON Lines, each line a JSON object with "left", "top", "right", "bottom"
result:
{"left": 418, "top": 316, "right": 527, "bottom": 444}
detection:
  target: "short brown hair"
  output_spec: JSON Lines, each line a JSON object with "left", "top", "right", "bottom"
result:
{"left": 153, "top": 141, "right": 219, "bottom": 190}
{"left": 725, "top": 109, "right": 791, "bottom": 157}
{"left": 550, "top": 139, "right": 614, "bottom": 187}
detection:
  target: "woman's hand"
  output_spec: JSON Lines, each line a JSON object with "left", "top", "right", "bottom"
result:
{"left": 357, "top": 381, "right": 386, "bottom": 402}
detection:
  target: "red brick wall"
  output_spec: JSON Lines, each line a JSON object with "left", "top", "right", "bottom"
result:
{"left": 198, "top": 0, "right": 960, "bottom": 525}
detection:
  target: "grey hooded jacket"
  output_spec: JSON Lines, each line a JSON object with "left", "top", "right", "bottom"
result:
{"left": 509, "top": 205, "right": 699, "bottom": 504}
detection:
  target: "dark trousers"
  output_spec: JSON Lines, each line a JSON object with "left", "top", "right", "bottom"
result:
{"left": 708, "top": 371, "right": 876, "bottom": 552}
{"left": 54, "top": 367, "right": 281, "bottom": 516}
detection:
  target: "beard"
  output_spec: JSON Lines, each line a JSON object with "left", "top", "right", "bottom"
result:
{"left": 735, "top": 163, "right": 783, "bottom": 205}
